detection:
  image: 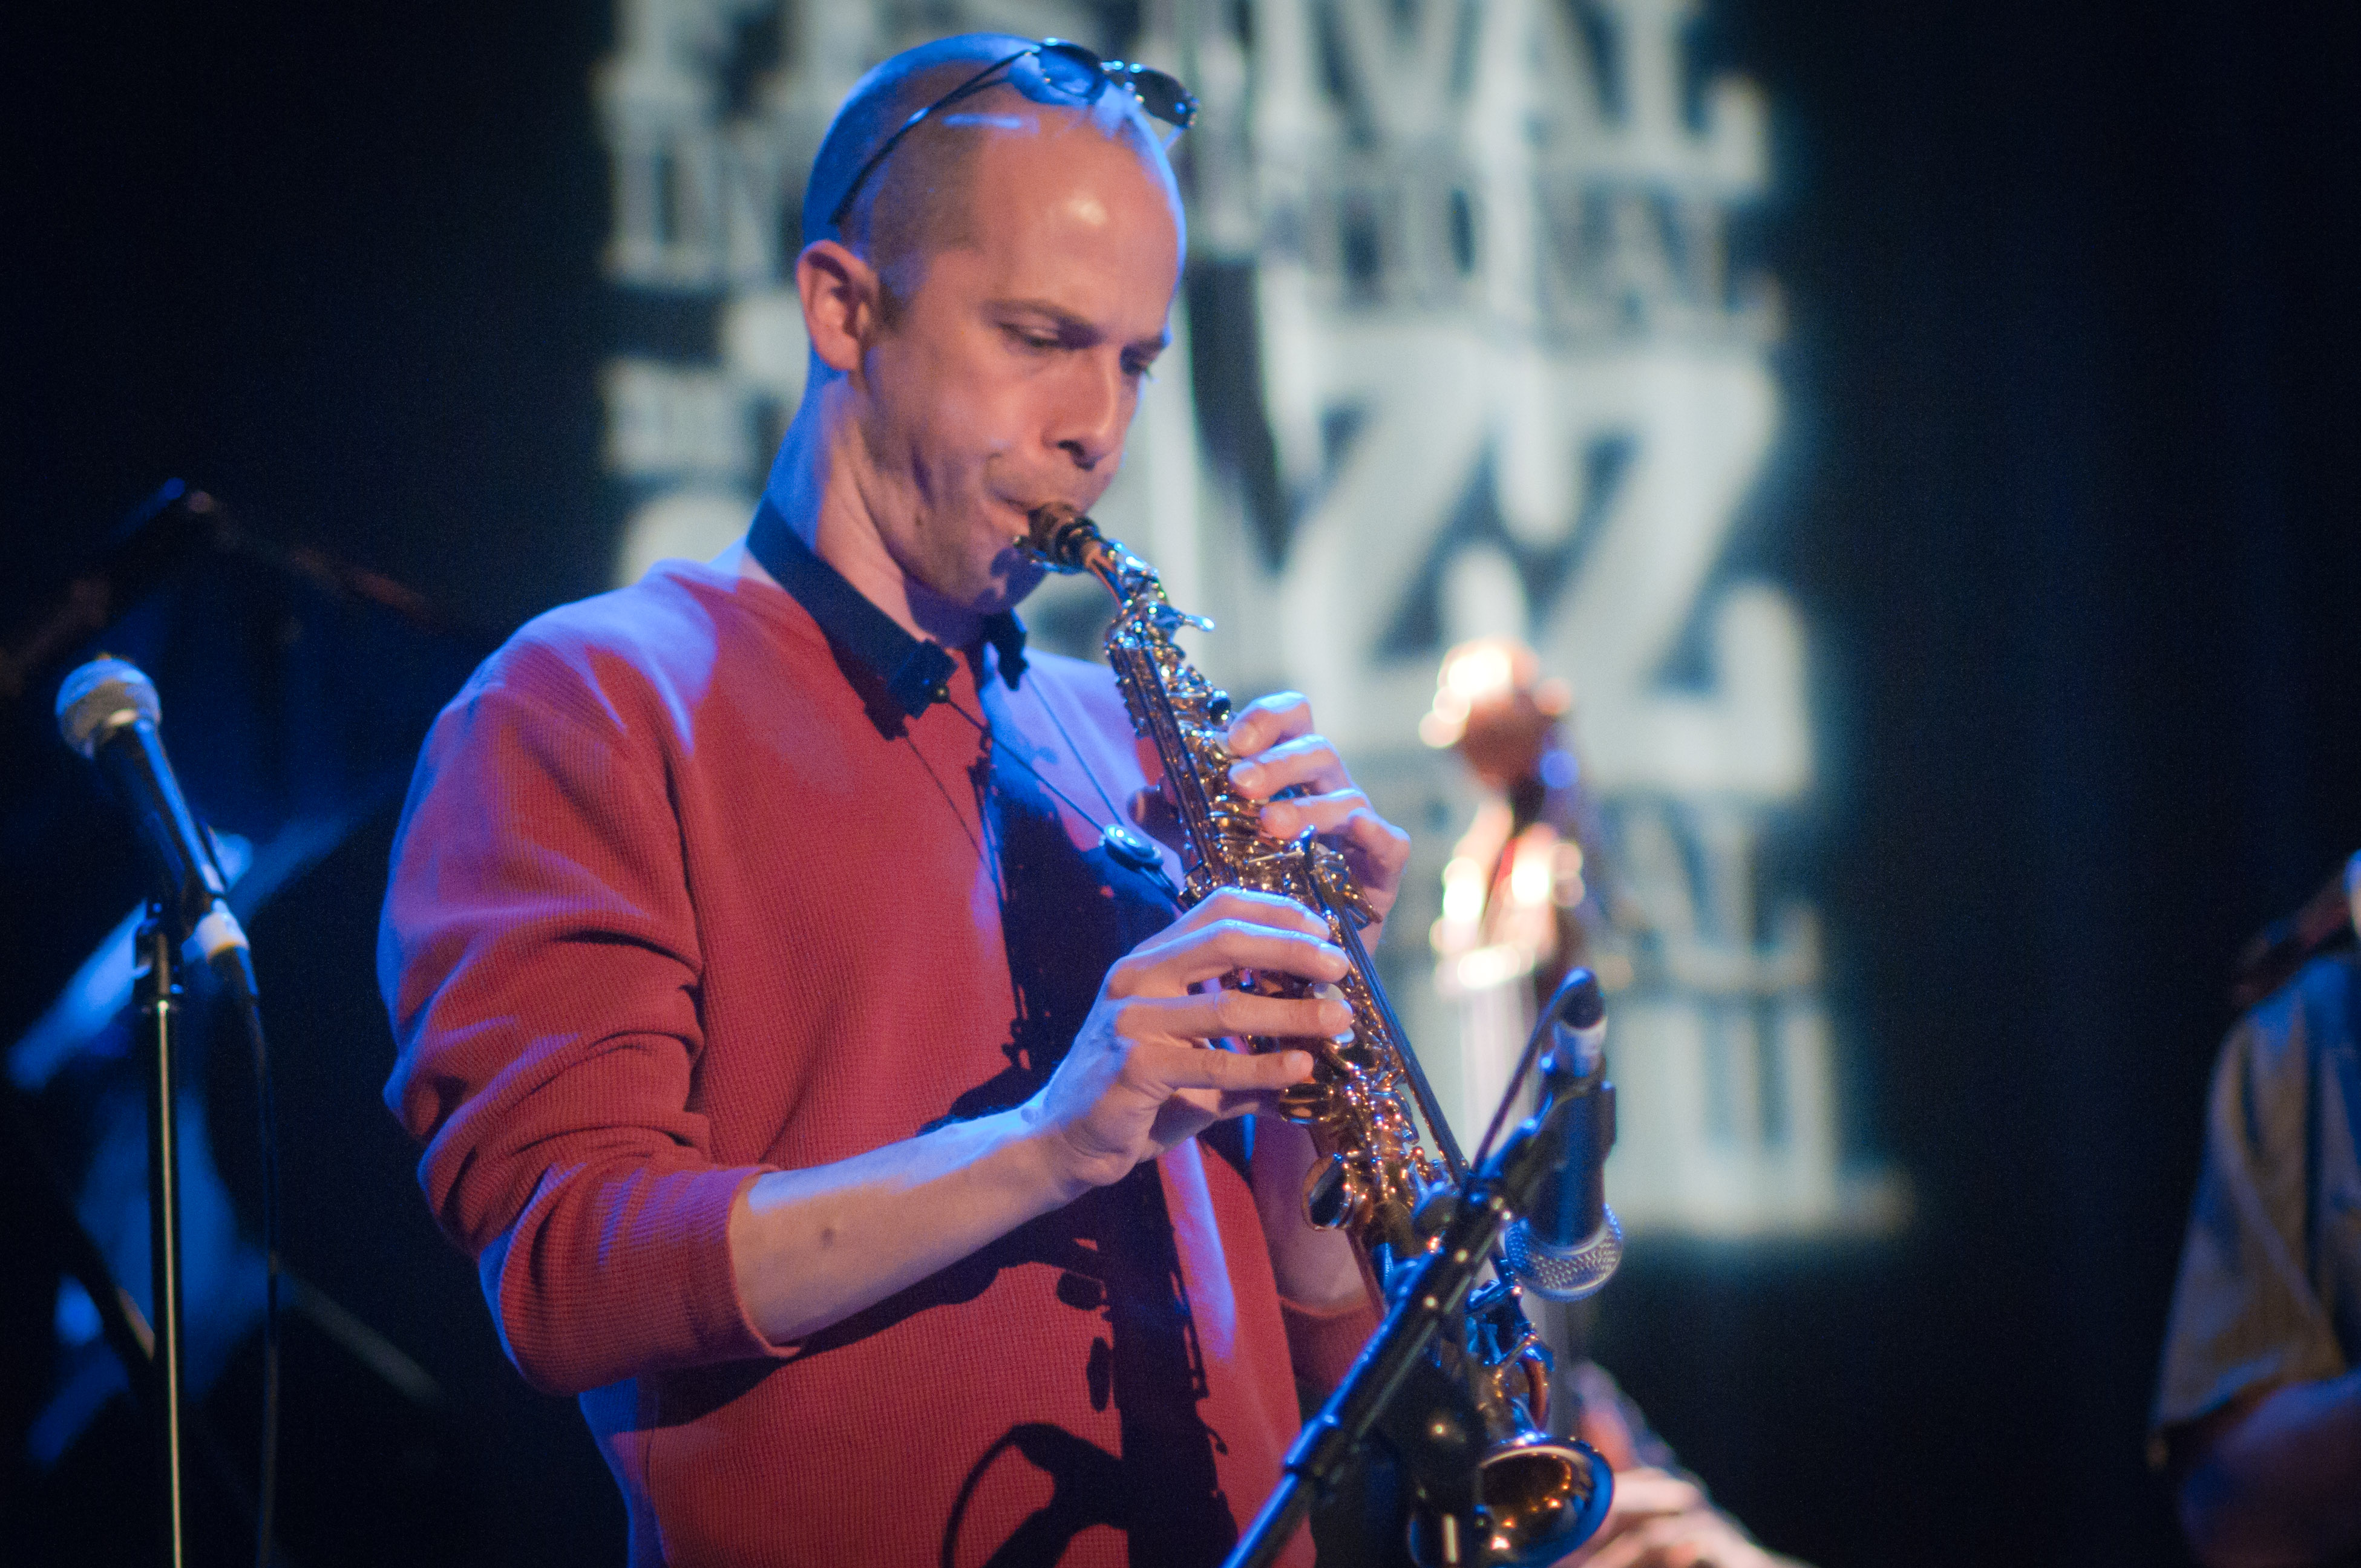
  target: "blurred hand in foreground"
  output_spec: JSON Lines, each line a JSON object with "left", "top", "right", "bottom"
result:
{"left": 1553, "top": 1469, "right": 1789, "bottom": 1568}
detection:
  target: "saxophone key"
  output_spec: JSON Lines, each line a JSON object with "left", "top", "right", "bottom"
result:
{"left": 1302, "top": 1151, "right": 1364, "bottom": 1230}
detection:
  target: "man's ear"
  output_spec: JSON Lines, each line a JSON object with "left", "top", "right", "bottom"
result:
{"left": 797, "top": 239, "right": 883, "bottom": 375}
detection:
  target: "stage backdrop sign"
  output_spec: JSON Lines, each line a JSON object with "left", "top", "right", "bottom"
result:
{"left": 594, "top": 0, "right": 1898, "bottom": 1238}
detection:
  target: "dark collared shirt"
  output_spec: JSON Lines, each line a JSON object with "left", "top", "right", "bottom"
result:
{"left": 745, "top": 494, "right": 1024, "bottom": 722}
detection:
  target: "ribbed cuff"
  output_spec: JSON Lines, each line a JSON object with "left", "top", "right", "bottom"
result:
{"left": 492, "top": 1160, "right": 792, "bottom": 1393}
{"left": 697, "top": 1165, "right": 799, "bottom": 1361}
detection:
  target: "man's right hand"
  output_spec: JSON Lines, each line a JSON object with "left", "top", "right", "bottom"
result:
{"left": 1027, "top": 887, "right": 1352, "bottom": 1195}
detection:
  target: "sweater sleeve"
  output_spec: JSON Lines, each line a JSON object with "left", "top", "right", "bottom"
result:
{"left": 379, "top": 655, "right": 785, "bottom": 1396}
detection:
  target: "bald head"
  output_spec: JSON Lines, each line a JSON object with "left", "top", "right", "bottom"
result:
{"left": 805, "top": 34, "right": 1182, "bottom": 315}
{"left": 769, "top": 36, "right": 1189, "bottom": 643}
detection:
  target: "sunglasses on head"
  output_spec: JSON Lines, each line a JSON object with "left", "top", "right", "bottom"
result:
{"left": 827, "top": 39, "right": 1199, "bottom": 232}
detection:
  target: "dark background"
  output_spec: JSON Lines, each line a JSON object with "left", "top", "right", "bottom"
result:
{"left": 5, "top": 1, "right": 2359, "bottom": 1564}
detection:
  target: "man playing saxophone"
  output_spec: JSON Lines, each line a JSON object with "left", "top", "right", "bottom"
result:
{"left": 380, "top": 33, "right": 1406, "bottom": 1567}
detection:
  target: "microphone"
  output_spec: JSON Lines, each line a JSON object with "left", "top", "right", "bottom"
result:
{"left": 1502, "top": 969, "right": 1622, "bottom": 1302}
{"left": 56, "top": 657, "right": 255, "bottom": 997}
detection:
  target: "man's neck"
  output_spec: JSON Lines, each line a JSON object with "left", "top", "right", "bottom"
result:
{"left": 742, "top": 389, "right": 986, "bottom": 648}
{"left": 814, "top": 495, "right": 984, "bottom": 648}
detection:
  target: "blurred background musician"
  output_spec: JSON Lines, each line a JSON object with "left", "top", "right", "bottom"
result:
{"left": 2153, "top": 853, "right": 2361, "bottom": 1567}
{"left": 1423, "top": 636, "right": 1612, "bottom": 1141}
{"left": 1423, "top": 638, "right": 1807, "bottom": 1568}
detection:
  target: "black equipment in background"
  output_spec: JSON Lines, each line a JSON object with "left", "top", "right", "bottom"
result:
{"left": 1, "top": 484, "right": 232, "bottom": 710}
{"left": 3, "top": 481, "right": 470, "bottom": 713}
{"left": 4, "top": 481, "right": 529, "bottom": 1566}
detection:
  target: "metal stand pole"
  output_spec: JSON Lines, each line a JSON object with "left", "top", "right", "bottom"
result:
{"left": 136, "top": 907, "right": 189, "bottom": 1568}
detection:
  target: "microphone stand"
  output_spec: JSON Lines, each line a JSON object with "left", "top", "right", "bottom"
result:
{"left": 1221, "top": 1087, "right": 1598, "bottom": 1568}
{"left": 135, "top": 906, "right": 192, "bottom": 1568}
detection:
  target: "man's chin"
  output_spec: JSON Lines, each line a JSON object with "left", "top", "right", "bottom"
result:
{"left": 910, "top": 549, "right": 1046, "bottom": 626}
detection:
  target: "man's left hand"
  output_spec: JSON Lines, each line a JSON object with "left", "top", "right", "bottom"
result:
{"left": 1221, "top": 691, "right": 1412, "bottom": 921}
{"left": 1127, "top": 690, "right": 1411, "bottom": 921}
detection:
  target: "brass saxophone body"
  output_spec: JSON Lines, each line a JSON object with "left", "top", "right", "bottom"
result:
{"left": 1018, "top": 505, "right": 1605, "bottom": 1568}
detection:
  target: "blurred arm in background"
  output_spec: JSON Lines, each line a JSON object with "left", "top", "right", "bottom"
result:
{"left": 2153, "top": 858, "right": 2361, "bottom": 1567}
{"left": 2172, "top": 1373, "right": 2361, "bottom": 1567}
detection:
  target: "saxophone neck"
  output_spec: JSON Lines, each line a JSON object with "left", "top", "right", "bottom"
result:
{"left": 1017, "top": 503, "right": 1114, "bottom": 578}
{"left": 1017, "top": 505, "right": 1179, "bottom": 619}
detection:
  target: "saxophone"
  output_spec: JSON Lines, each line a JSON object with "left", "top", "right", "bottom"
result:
{"left": 1017, "top": 505, "right": 1606, "bottom": 1568}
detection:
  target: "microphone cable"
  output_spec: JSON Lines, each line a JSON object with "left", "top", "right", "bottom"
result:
{"left": 220, "top": 964, "right": 282, "bottom": 1568}
{"left": 181, "top": 869, "right": 286, "bottom": 1568}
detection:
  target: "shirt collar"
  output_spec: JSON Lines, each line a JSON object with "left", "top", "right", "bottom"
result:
{"left": 747, "top": 495, "right": 1026, "bottom": 719}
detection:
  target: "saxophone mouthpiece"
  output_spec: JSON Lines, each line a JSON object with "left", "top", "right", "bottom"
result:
{"left": 1018, "top": 503, "right": 1104, "bottom": 573}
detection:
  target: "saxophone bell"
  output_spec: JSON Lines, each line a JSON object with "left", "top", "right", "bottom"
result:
{"left": 1423, "top": 1434, "right": 1613, "bottom": 1568}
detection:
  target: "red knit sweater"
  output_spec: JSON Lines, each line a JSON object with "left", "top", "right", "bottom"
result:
{"left": 379, "top": 559, "right": 1374, "bottom": 1567}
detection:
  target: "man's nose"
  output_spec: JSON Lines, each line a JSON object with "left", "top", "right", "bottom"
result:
{"left": 1047, "top": 354, "right": 1128, "bottom": 470}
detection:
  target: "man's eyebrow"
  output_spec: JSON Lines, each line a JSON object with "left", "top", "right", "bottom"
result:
{"left": 989, "top": 297, "right": 1098, "bottom": 338}
{"left": 989, "top": 297, "right": 1170, "bottom": 356}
